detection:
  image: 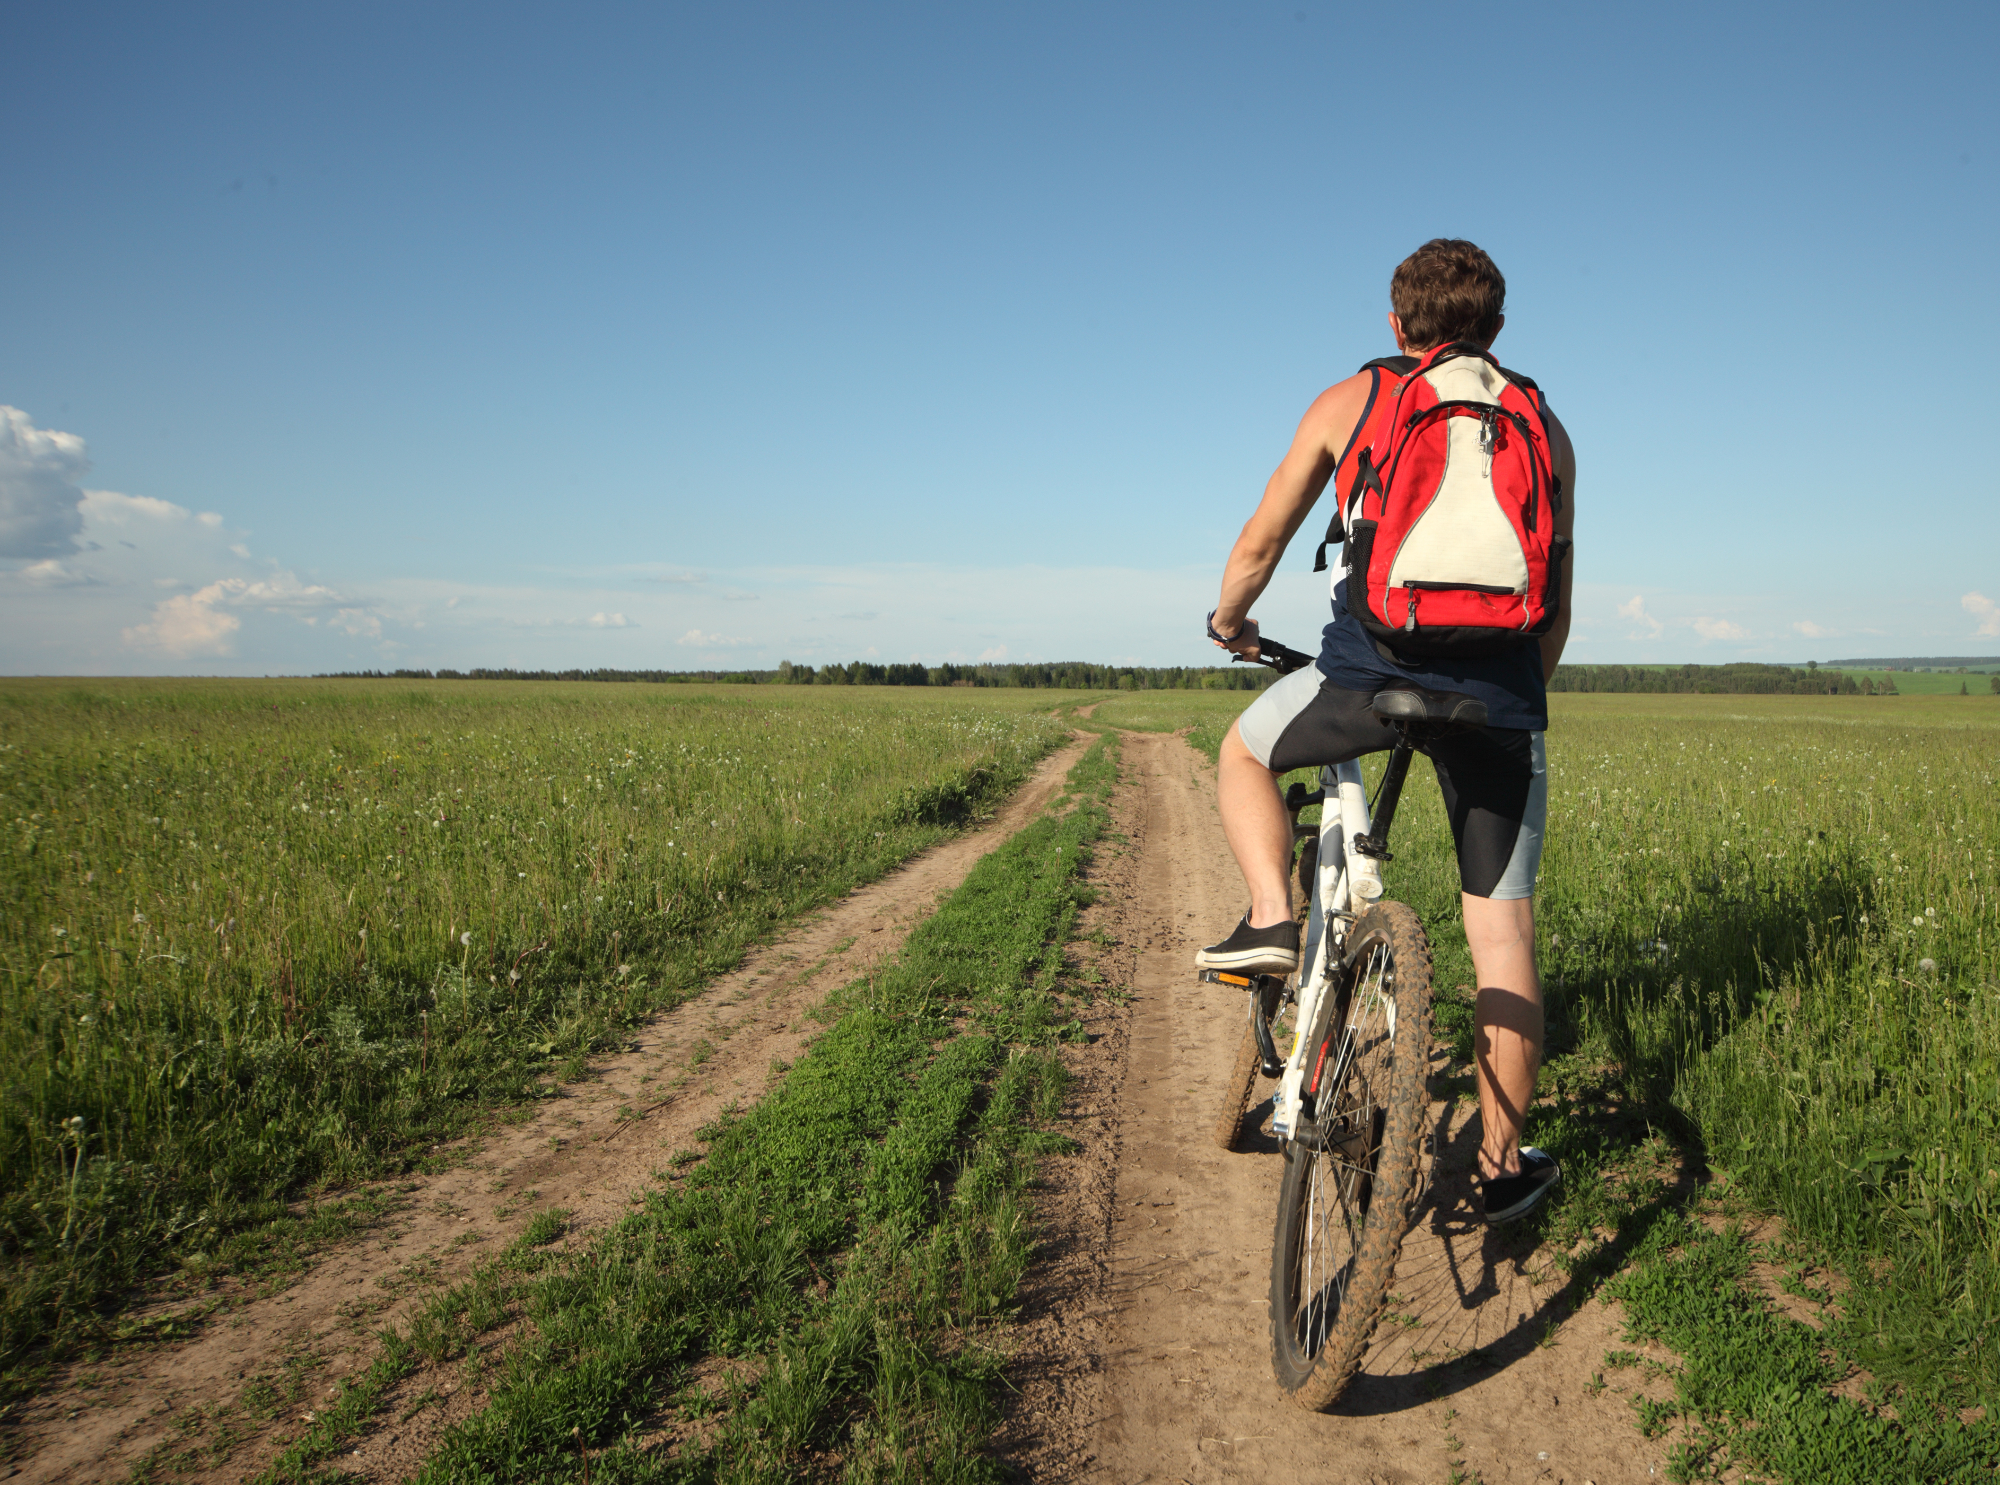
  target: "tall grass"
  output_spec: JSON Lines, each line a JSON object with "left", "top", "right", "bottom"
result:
{"left": 0, "top": 678, "right": 1068, "bottom": 1394}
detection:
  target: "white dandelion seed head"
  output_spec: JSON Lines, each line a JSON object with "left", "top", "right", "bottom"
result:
{"left": 1919, "top": 958, "right": 1938, "bottom": 973}
{"left": 460, "top": 931, "right": 472, "bottom": 945}
{"left": 1912, "top": 916, "right": 1925, "bottom": 927}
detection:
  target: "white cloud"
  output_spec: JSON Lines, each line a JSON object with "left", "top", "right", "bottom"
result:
{"left": 123, "top": 571, "right": 356, "bottom": 655}
{"left": 0, "top": 406, "right": 89, "bottom": 558}
{"left": 1793, "top": 619, "right": 1831, "bottom": 638}
{"left": 1964, "top": 592, "right": 2000, "bottom": 637}
{"left": 979, "top": 644, "right": 1009, "bottom": 661}
{"left": 80, "top": 488, "right": 199, "bottom": 529}
{"left": 12, "top": 559, "right": 94, "bottom": 587}
{"left": 1617, "top": 594, "right": 1663, "bottom": 637}
{"left": 124, "top": 586, "right": 244, "bottom": 656}
{"left": 1692, "top": 616, "right": 1748, "bottom": 641}
{"left": 589, "top": 612, "right": 634, "bottom": 628}
{"left": 198, "top": 511, "right": 223, "bottom": 527}
{"left": 677, "top": 628, "right": 752, "bottom": 647}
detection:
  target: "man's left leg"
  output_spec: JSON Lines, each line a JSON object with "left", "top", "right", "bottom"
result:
{"left": 1433, "top": 728, "right": 1557, "bottom": 1222}
{"left": 1464, "top": 891, "right": 1542, "bottom": 1183}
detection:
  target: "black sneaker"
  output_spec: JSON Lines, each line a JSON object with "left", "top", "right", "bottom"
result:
{"left": 1194, "top": 915, "right": 1299, "bottom": 976}
{"left": 1480, "top": 1147, "right": 1561, "bottom": 1225}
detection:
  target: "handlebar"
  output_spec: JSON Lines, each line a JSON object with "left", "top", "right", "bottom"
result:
{"left": 1229, "top": 636, "right": 1317, "bottom": 676}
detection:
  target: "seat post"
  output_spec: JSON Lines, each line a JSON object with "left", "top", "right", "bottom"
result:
{"left": 1352, "top": 733, "right": 1416, "bottom": 861}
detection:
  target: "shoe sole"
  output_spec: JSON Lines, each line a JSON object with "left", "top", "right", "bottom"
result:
{"left": 1483, "top": 1169, "right": 1560, "bottom": 1225}
{"left": 1194, "top": 947, "right": 1299, "bottom": 975}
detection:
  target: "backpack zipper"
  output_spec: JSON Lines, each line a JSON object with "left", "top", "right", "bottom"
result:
{"left": 1405, "top": 590, "right": 1418, "bottom": 632}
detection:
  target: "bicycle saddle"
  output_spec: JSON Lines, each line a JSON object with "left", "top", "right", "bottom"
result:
{"left": 1369, "top": 682, "right": 1488, "bottom": 729}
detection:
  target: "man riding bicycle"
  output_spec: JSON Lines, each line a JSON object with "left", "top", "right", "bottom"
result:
{"left": 1197, "top": 238, "right": 1576, "bottom": 1225}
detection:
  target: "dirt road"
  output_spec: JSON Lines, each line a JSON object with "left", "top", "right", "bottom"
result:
{"left": 1012, "top": 730, "right": 1665, "bottom": 1485}
{"left": 11, "top": 738, "right": 1092, "bottom": 1485}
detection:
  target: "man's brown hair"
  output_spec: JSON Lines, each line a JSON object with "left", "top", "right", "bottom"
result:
{"left": 1391, "top": 239, "right": 1506, "bottom": 350}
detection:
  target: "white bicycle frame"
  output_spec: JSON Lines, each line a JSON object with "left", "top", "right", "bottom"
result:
{"left": 1269, "top": 758, "right": 1383, "bottom": 1142}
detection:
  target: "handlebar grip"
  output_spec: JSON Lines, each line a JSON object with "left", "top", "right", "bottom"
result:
{"left": 1230, "top": 637, "right": 1317, "bottom": 675}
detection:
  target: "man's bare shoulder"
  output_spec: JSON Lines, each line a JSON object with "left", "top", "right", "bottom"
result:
{"left": 1296, "top": 368, "right": 1377, "bottom": 454}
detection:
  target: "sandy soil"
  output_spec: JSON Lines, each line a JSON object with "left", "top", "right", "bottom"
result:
{"left": 7, "top": 737, "right": 1092, "bottom": 1485}
{"left": 1002, "top": 730, "right": 1668, "bottom": 1485}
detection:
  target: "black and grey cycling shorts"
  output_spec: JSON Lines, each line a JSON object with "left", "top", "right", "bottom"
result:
{"left": 1234, "top": 665, "right": 1547, "bottom": 901}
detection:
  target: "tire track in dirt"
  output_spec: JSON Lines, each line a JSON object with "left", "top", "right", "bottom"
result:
{"left": 1005, "top": 731, "right": 1667, "bottom": 1484}
{"left": 10, "top": 737, "right": 1093, "bottom": 1485}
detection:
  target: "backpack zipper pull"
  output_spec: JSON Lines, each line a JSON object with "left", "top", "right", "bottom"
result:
{"left": 1405, "top": 591, "right": 1419, "bottom": 631}
{"left": 1479, "top": 409, "right": 1499, "bottom": 455}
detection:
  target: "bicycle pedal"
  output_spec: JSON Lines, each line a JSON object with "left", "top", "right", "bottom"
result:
{"left": 1197, "top": 968, "right": 1257, "bottom": 988}
{"left": 1199, "top": 968, "right": 1285, "bottom": 991}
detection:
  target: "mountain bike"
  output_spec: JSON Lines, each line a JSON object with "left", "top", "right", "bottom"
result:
{"left": 1201, "top": 636, "right": 1485, "bottom": 1411}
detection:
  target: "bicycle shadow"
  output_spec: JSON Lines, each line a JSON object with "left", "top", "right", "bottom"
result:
{"left": 1328, "top": 1067, "right": 1698, "bottom": 1417}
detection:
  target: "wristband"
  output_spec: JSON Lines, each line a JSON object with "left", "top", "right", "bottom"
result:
{"left": 1206, "top": 609, "right": 1243, "bottom": 644}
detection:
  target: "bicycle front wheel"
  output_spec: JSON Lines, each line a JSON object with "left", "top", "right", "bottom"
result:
{"left": 1267, "top": 900, "right": 1432, "bottom": 1410}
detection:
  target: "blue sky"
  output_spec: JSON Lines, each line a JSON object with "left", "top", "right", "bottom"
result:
{"left": 2, "top": 0, "right": 1995, "bottom": 674}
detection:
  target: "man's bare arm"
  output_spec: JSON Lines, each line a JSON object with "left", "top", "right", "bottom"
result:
{"left": 1538, "top": 409, "right": 1577, "bottom": 681}
{"left": 1211, "top": 373, "right": 1371, "bottom": 653}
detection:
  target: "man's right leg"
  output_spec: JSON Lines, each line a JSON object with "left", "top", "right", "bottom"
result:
{"left": 1218, "top": 720, "right": 1294, "bottom": 930}
{"left": 1198, "top": 667, "right": 1394, "bottom": 976}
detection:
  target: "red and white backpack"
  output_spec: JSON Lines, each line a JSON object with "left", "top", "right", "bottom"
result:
{"left": 1315, "top": 342, "right": 1568, "bottom": 660}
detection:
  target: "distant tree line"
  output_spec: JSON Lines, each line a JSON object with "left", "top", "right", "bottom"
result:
{"left": 321, "top": 660, "right": 1960, "bottom": 696}
{"left": 317, "top": 661, "right": 1276, "bottom": 691}
{"left": 1549, "top": 663, "right": 1897, "bottom": 695}
{"left": 1825, "top": 655, "right": 2000, "bottom": 670}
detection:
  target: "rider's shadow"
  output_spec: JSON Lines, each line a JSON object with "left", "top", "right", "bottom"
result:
{"left": 1331, "top": 1058, "right": 1687, "bottom": 1417}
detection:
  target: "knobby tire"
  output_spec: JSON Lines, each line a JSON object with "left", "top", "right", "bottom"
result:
{"left": 1212, "top": 1014, "right": 1263, "bottom": 1151}
{"left": 1267, "top": 900, "right": 1432, "bottom": 1411}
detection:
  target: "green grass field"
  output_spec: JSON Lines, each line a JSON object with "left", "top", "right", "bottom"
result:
{"left": 5, "top": 679, "right": 1998, "bottom": 1479}
{"left": 0, "top": 679, "right": 1072, "bottom": 1401}
{"left": 1832, "top": 669, "right": 2000, "bottom": 695}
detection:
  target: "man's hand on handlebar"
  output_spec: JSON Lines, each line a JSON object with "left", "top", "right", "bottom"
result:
{"left": 1206, "top": 610, "right": 1262, "bottom": 661}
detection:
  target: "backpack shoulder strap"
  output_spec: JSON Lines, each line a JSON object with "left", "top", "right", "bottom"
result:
{"left": 1313, "top": 361, "right": 1407, "bottom": 572}
{"left": 1361, "top": 354, "right": 1419, "bottom": 377}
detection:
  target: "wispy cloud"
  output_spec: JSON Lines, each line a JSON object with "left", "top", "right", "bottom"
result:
{"left": 588, "top": 612, "right": 634, "bottom": 628}
{"left": 1692, "top": 616, "right": 1748, "bottom": 641}
{"left": 1964, "top": 592, "right": 2000, "bottom": 637}
{"left": 677, "top": 628, "right": 753, "bottom": 647}
{"left": 1792, "top": 619, "right": 1831, "bottom": 638}
{"left": 1617, "top": 594, "right": 1663, "bottom": 637}
{"left": 123, "top": 572, "right": 351, "bottom": 655}
{"left": 10, "top": 558, "right": 96, "bottom": 587}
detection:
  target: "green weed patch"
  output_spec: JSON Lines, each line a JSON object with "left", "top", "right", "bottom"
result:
{"left": 1602, "top": 1209, "right": 1999, "bottom": 1482}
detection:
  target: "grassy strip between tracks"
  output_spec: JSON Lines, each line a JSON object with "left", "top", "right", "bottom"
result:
{"left": 242, "top": 731, "right": 1118, "bottom": 1485}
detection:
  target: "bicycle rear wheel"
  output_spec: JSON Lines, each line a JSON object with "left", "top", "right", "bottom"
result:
{"left": 1267, "top": 900, "right": 1432, "bottom": 1410}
